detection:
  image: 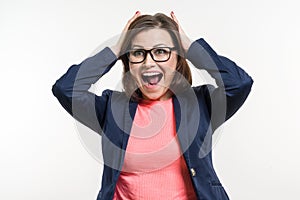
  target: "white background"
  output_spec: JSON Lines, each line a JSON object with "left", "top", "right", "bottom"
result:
{"left": 1, "top": 0, "right": 300, "bottom": 199}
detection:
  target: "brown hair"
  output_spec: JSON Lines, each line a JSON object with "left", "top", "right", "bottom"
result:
{"left": 119, "top": 13, "right": 192, "bottom": 101}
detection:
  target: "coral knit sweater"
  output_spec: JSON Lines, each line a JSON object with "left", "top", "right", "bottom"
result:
{"left": 113, "top": 98, "right": 197, "bottom": 200}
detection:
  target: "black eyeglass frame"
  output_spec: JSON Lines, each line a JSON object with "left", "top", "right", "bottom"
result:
{"left": 127, "top": 47, "right": 177, "bottom": 64}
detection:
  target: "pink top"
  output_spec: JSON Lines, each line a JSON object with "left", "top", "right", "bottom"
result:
{"left": 113, "top": 98, "right": 197, "bottom": 200}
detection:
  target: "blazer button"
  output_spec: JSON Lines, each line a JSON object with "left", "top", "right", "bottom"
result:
{"left": 190, "top": 168, "right": 196, "bottom": 177}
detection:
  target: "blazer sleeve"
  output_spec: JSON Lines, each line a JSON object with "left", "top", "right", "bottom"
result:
{"left": 52, "top": 47, "right": 118, "bottom": 134}
{"left": 187, "top": 38, "right": 254, "bottom": 129}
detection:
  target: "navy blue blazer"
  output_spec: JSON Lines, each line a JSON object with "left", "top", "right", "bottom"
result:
{"left": 52, "top": 38, "right": 253, "bottom": 200}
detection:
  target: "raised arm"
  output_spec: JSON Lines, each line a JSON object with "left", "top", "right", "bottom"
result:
{"left": 52, "top": 12, "right": 141, "bottom": 133}
{"left": 52, "top": 47, "right": 118, "bottom": 133}
{"left": 171, "top": 11, "right": 253, "bottom": 129}
{"left": 187, "top": 38, "right": 253, "bottom": 129}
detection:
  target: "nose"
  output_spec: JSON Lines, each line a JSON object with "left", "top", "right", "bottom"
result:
{"left": 143, "top": 51, "right": 155, "bottom": 65}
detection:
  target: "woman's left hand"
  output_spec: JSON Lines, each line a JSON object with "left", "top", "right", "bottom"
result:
{"left": 170, "top": 11, "right": 192, "bottom": 53}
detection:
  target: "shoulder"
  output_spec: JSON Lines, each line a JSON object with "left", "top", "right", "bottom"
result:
{"left": 192, "top": 84, "right": 216, "bottom": 98}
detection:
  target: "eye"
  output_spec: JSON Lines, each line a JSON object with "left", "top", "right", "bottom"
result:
{"left": 131, "top": 49, "right": 145, "bottom": 57}
{"left": 153, "top": 48, "right": 169, "bottom": 55}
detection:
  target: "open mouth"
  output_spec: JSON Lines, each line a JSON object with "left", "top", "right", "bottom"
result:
{"left": 141, "top": 72, "right": 163, "bottom": 86}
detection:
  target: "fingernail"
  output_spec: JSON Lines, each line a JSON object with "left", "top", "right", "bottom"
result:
{"left": 171, "top": 11, "right": 174, "bottom": 14}
{"left": 135, "top": 11, "right": 140, "bottom": 14}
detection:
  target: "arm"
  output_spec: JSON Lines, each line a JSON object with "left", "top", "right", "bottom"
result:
{"left": 52, "top": 47, "right": 118, "bottom": 134}
{"left": 170, "top": 12, "right": 253, "bottom": 129}
{"left": 52, "top": 12, "right": 141, "bottom": 134}
{"left": 187, "top": 38, "right": 253, "bottom": 129}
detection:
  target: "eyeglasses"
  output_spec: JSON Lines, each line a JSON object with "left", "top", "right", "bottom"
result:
{"left": 127, "top": 47, "right": 177, "bottom": 64}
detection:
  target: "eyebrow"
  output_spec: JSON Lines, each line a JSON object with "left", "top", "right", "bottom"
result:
{"left": 131, "top": 43, "right": 172, "bottom": 49}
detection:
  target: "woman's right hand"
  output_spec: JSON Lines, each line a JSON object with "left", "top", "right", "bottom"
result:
{"left": 111, "top": 11, "right": 141, "bottom": 57}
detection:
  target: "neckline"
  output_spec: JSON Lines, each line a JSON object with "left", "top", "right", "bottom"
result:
{"left": 139, "top": 97, "right": 173, "bottom": 106}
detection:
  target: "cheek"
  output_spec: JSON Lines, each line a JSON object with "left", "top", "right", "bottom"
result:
{"left": 168, "top": 54, "right": 178, "bottom": 70}
{"left": 164, "top": 58, "right": 177, "bottom": 72}
{"left": 129, "top": 65, "right": 140, "bottom": 80}
{"left": 129, "top": 64, "right": 135, "bottom": 75}
{"left": 171, "top": 61, "right": 177, "bottom": 71}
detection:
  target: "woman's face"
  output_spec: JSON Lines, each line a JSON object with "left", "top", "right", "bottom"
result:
{"left": 129, "top": 28, "right": 177, "bottom": 101}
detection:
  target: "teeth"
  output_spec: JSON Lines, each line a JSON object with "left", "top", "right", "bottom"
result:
{"left": 142, "top": 72, "right": 161, "bottom": 77}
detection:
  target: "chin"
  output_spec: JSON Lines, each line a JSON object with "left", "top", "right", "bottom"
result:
{"left": 141, "top": 89, "right": 171, "bottom": 101}
{"left": 144, "top": 94, "right": 163, "bottom": 101}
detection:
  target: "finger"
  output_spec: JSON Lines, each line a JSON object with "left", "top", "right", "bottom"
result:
{"left": 171, "top": 11, "right": 186, "bottom": 35}
{"left": 114, "top": 11, "right": 141, "bottom": 55}
{"left": 126, "top": 11, "right": 141, "bottom": 28}
{"left": 122, "top": 11, "right": 141, "bottom": 32}
{"left": 170, "top": 11, "right": 179, "bottom": 24}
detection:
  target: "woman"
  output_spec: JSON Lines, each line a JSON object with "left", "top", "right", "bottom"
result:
{"left": 52, "top": 11, "right": 253, "bottom": 200}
